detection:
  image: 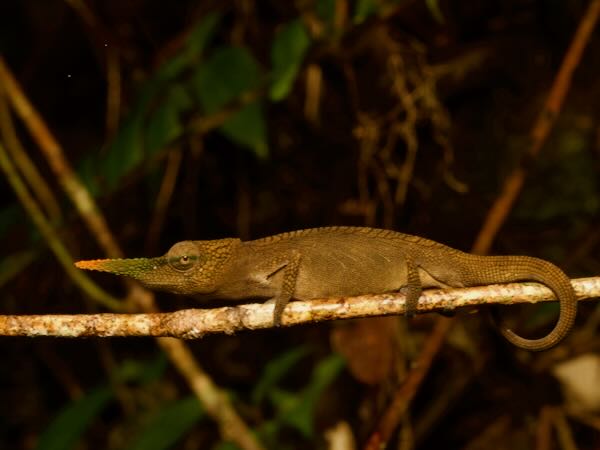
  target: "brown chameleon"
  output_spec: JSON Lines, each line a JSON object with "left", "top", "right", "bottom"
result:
{"left": 75, "top": 227, "right": 577, "bottom": 351}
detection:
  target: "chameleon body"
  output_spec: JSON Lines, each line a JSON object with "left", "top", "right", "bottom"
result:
{"left": 75, "top": 227, "right": 577, "bottom": 351}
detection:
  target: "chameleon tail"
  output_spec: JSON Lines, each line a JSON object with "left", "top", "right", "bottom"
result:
{"left": 483, "top": 255, "right": 577, "bottom": 351}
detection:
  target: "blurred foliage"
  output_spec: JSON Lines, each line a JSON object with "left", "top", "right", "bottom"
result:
{"left": 36, "top": 355, "right": 167, "bottom": 450}
{"left": 269, "top": 20, "right": 311, "bottom": 102}
{"left": 126, "top": 396, "right": 204, "bottom": 450}
{"left": 34, "top": 348, "right": 343, "bottom": 450}
{"left": 266, "top": 354, "right": 345, "bottom": 439}
{"left": 252, "top": 345, "right": 310, "bottom": 405}
{"left": 0, "top": 0, "right": 599, "bottom": 449}
{"left": 82, "top": 13, "right": 223, "bottom": 192}
{"left": 194, "top": 45, "right": 267, "bottom": 157}
{"left": 516, "top": 113, "right": 599, "bottom": 222}
{"left": 253, "top": 349, "right": 345, "bottom": 442}
{"left": 35, "top": 386, "right": 114, "bottom": 450}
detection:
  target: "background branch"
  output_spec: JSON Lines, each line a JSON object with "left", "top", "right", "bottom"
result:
{"left": 0, "top": 56, "right": 263, "bottom": 450}
{"left": 0, "top": 141, "right": 122, "bottom": 310}
{"left": 472, "top": 0, "right": 600, "bottom": 255}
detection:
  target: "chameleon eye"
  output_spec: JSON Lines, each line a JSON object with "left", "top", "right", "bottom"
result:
{"left": 166, "top": 241, "right": 200, "bottom": 271}
{"left": 172, "top": 254, "right": 195, "bottom": 270}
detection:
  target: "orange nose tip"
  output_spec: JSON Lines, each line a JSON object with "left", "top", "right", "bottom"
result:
{"left": 74, "top": 259, "right": 108, "bottom": 270}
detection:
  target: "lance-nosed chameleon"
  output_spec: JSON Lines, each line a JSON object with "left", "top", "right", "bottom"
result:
{"left": 75, "top": 227, "right": 577, "bottom": 351}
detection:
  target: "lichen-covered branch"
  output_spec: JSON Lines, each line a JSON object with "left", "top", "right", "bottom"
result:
{"left": 1, "top": 277, "right": 597, "bottom": 339}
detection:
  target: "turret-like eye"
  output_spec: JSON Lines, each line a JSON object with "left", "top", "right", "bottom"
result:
{"left": 166, "top": 241, "right": 200, "bottom": 271}
{"left": 175, "top": 254, "right": 194, "bottom": 269}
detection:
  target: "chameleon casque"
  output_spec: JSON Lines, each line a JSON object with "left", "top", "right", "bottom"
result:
{"left": 75, "top": 227, "right": 577, "bottom": 351}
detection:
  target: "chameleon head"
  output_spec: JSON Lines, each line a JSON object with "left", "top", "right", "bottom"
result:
{"left": 75, "top": 239, "right": 239, "bottom": 295}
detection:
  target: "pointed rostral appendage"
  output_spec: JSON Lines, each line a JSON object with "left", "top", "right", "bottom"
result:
{"left": 75, "top": 257, "right": 175, "bottom": 289}
{"left": 75, "top": 238, "right": 241, "bottom": 295}
{"left": 75, "top": 258, "right": 160, "bottom": 277}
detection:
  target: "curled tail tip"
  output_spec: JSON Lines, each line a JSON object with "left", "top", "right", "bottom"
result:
{"left": 492, "top": 292, "right": 577, "bottom": 351}
{"left": 498, "top": 303, "right": 577, "bottom": 351}
{"left": 500, "top": 329, "right": 560, "bottom": 351}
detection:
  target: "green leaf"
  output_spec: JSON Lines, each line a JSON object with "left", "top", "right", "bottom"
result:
{"left": 0, "top": 204, "right": 20, "bottom": 236}
{"left": 194, "top": 47, "right": 260, "bottom": 110}
{"left": 524, "top": 301, "right": 561, "bottom": 331}
{"left": 269, "top": 388, "right": 300, "bottom": 416}
{"left": 282, "top": 354, "right": 344, "bottom": 437}
{"left": 154, "top": 53, "right": 191, "bottom": 84}
{"left": 425, "top": 0, "right": 445, "bottom": 24}
{"left": 252, "top": 346, "right": 310, "bottom": 404}
{"left": 0, "top": 249, "right": 38, "bottom": 288}
{"left": 316, "top": 0, "right": 336, "bottom": 23}
{"left": 269, "top": 20, "right": 311, "bottom": 101}
{"left": 137, "top": 353, "right": 169, "bottom": 384}
{"left": 193, "top": 46, "right": 268, "bottom": 157}
{"left": 34, "top": 355, "right": 169, "bottom": 450}
{"left": 222, "top": 102, "right": 268, "bottom": 158}
{"left": 35, "top": 387, "right": 113, "bottom": 450}
{"left": 102, "top": 80, "right": 161, "bottom": 188}
{"left": 271, "top": 354, "right": 345, "bottom": 438}
{"left": 145, "top": 106, "right": 179, "bottom": 155}
{"left": 516, "top": 128, "right": 600, "bottom": 221}
{"left": 79, "top": 15, "right": 220, "bottom": 194}
{"left": 155, "top": 13, "right": 222, "bottom": 83}
{"left": 255, "top": 420, "right": 289, "bottom": 450}
{"left": 77, "top": 152, "right": 102, "bottom": 197}
{"left": 213, "top": 442, "right": 243, "bottom": 450}
{"left": 126, "top": 397, "right": 204, "bottom": 450}
{"left": 102, "top": 116, "right": 144, "bottom": 188}
{"left": 353, "top": 0, "right": 377, "bottom": 24}
{"left": 145, "top": 84, "right": 192, "bottom": 155}
{"left": 186, "top": 13, "right": 222, "bottom": 57}
{"left": 115, "top": 353, "right": 168, "bottom": 384}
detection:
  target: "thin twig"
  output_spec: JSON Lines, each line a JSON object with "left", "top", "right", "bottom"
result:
{"left": 0, "top": 141, "right": 122, "bottom": 310}
{"left": 145, "top": 148, "right": 183, "bottom": 253}
{"left": 157, "top": 338, "right": 263, "bottom": 450}
{"left": 0, "top": 56, "right": 124, "bottom": 258}
{"left": 536, "top": 406, "right": 554, "bottom": 450}
{"left": 63, "top": 0, "right": 122, "bottom": 137}
{"left": 473, "top": 0, "right": 600, "bottom": 255}
{"left": 552, "top": 407, "right": 578, "bottom": 450}
{"left": 1, "top": 278, "right": 598, "bottom": 338}
{"left": 366, "top": 318, "right": 451, "bottom": 450}
{"left": 0, "top": 57, "right": 264, "bottom": 450}
{"left": 358, "top": 5, "right": 600, "bottom": 443}
{"left": 105, "top": 46, "right": 121, "bottom": 138}
{"left": 0, "top": 88, "right": 62, "bottom": 222}
{"left": 64, "top": 0, "right": 97, "bottom": 30}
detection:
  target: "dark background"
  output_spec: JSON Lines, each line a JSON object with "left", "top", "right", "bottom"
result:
{"left": 0, "top": 0, "right": 599, "bottom": 449}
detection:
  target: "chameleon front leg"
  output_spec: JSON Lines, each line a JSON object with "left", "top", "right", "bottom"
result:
{"left": 267, "top": 249, "right": 301, "bottom": 326}
{"left": 404, "top": 259, "right": 422, "bottom": 316}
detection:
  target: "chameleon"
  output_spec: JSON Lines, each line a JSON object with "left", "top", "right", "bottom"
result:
{"left": 75, "top": 227, "right": 577, "bottom": 351}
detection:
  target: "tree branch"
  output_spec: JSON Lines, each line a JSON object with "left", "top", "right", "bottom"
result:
{"left": 1, "top": 277, "right": 598, "bottom": 338}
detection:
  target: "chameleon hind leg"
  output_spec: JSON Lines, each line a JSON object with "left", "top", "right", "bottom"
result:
{"left": 403, "top": 259, "right": 422, "bottom": 316}
{"left": 268, "top": 250, "right": 301, "bottom": 326}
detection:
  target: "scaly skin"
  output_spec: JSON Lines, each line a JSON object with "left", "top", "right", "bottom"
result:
{"left": 75, "top": 227, "right": 577, "bottom": 351}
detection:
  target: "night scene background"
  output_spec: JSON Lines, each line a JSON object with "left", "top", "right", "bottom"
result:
{"left": 0, "top": 1, "right": 599, "bottom": 449}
